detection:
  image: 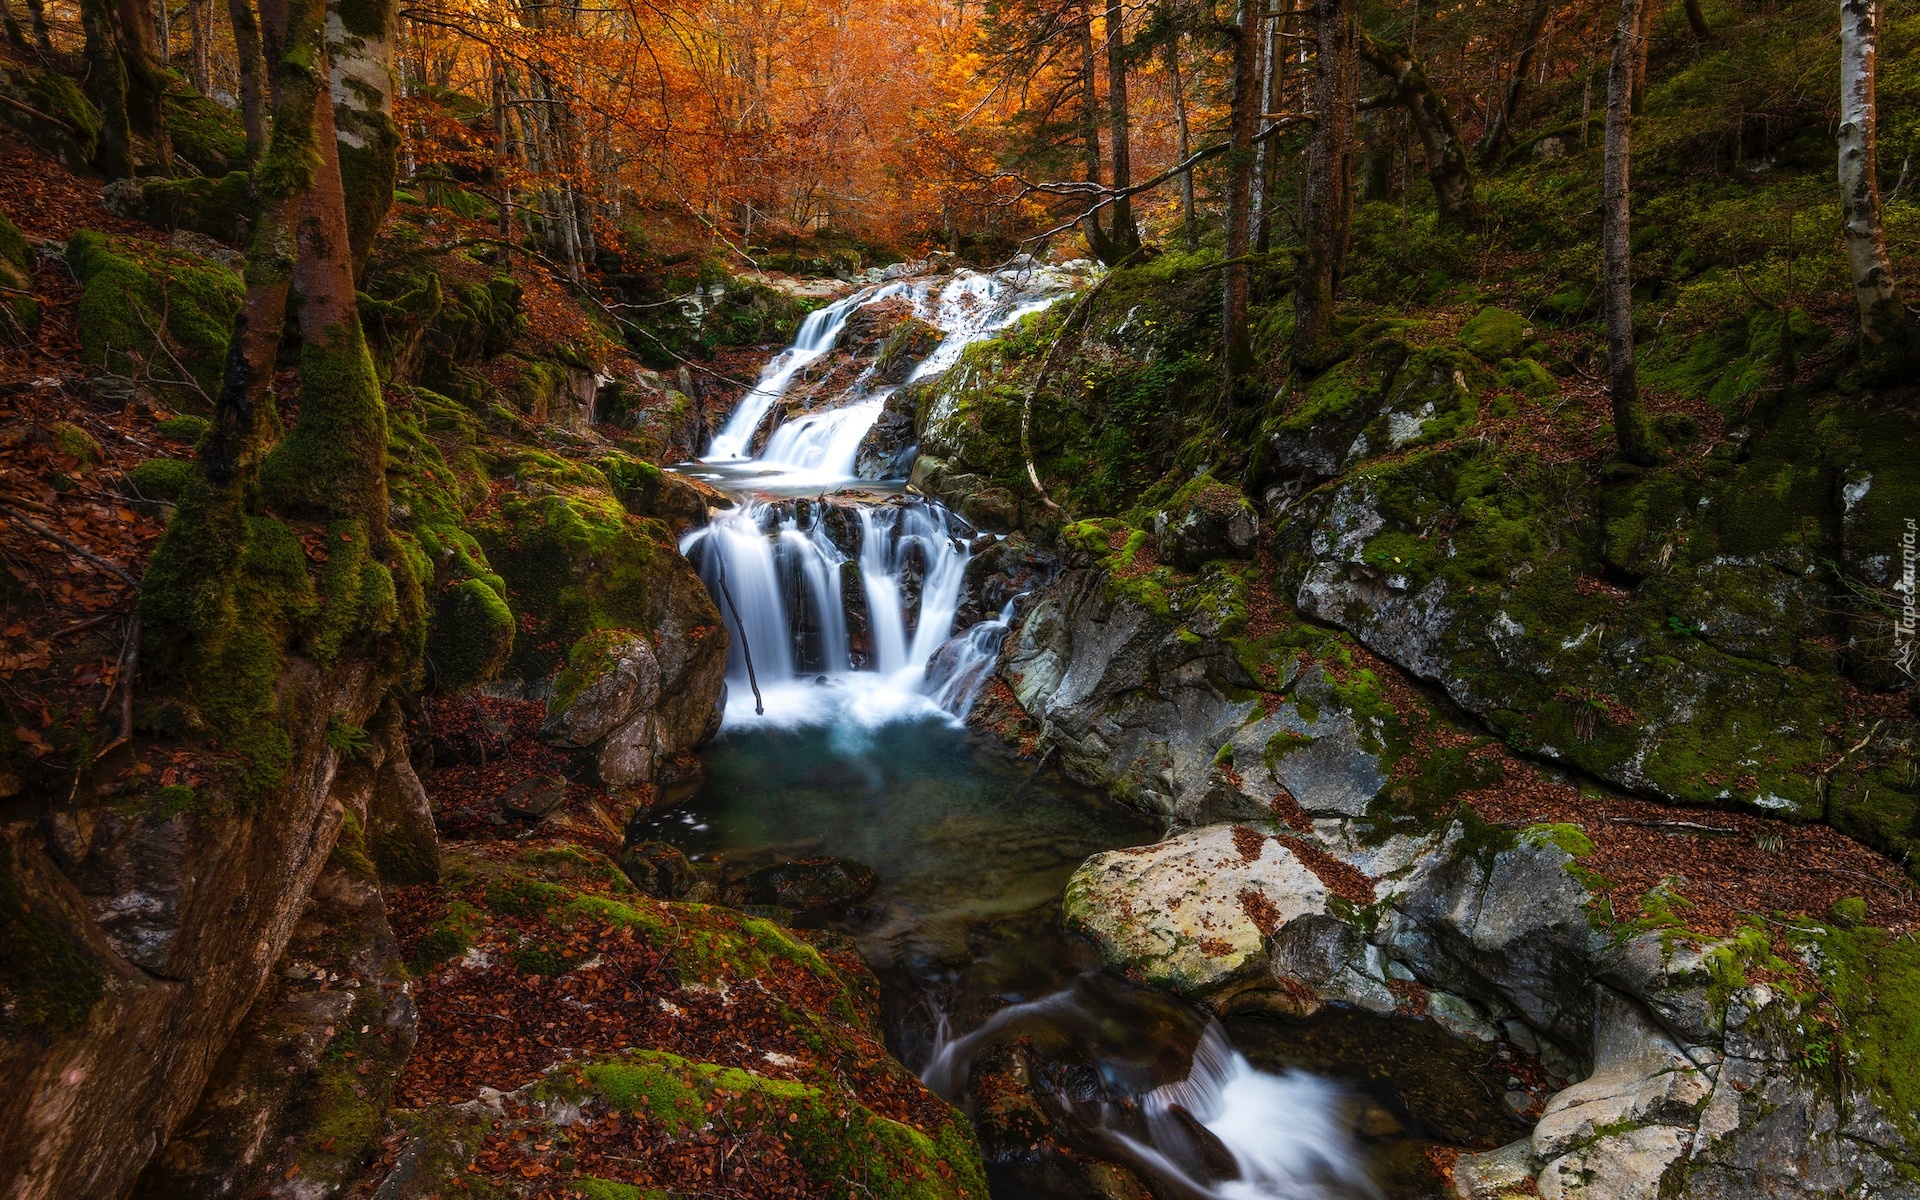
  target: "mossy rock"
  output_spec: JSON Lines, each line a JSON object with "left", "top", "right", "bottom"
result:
{"left": 66, "top": 230, "right": 243, "bottom": 404}
{"left": 1457, "top": 306, "right": 1540, "bottom": 362}
{"left": 163, "top": 90, "right": 249, "bottom": 176}
{"left": 126, "top": 457, "right": 195, "bottom": 503}
{"left": 425, "top": 577, "right": 513, "bottom": 691}
{"left": 125, "top": 172, "right": 252, "bottom": 243}
{"left": 0, "top": 207, "right": 39, "bottom": 341}
{"left": 0, "top": 65, "right": 101, "bottom": 171}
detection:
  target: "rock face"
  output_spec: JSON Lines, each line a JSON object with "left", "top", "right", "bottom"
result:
{"left": 0, "top": 672, "right": 413, "bottom": 1200}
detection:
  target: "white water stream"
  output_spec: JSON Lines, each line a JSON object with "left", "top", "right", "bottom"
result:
{"left": 680, "top": 260, "right": 1081, "bottom": 730}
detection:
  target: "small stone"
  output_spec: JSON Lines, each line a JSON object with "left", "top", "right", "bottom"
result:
{"left": 1504, "top": 1090, "right": 1533, "bottom": 1117}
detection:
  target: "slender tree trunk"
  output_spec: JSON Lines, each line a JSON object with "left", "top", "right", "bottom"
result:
{"left": 1603, "top": 0, "right": 1657, "bottom": 464}
{"left": 155, "top": 0, "right": 170, "bottom": 64}
{"left": 23, "top": 0, "right": 53, "bottom": 52}
{"left": 82, "top": 0, "right": 136, "bottom": 179}
{"left": 1251, "top": 8, "right": 1276, "bottom": 249}
{"left": 1629, "top": 0, "right": 1654, "bottom": 114}
{"left": 492, "top": 54, "right": 513, "bottom": 247}
{"left": 1165, "top": 21, "right": 1197, "bottom": 249}
{"left": 1077, "top": 0, "right": 1116, "bottom": 263}
{"left": 1683, "top": 0, "right": 1709, "bottom": 37}
{"left": 1839, "top": 0, "right": 1907, "bottom": 352}
{"left": 187, "top": 0, "right": 212, "bottom": 93}
{"left": 1294, "top": 0, "right": 1354, "bottom": 373}
{"left": 325, "top": 0, "right": 401, "bottom": 279}
{"left": 1102, "top": 0, "right": 1140, "bottom": 256}
{"left": 228, "top": 0, "right": 267, "bottom": 157}
{"left": 4, "top": 4, "right": 26, "bottom": 50}
{"left": 1357, "top": 30, "right": 1472, "bottom": 222}
{"left": 1478, "top": 0, "right": 1553, "bottom": 164}
{"left": 1223, "top": 0, "right": 1262, "bottom": 383}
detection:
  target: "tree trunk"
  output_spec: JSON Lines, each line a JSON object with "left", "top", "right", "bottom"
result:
{"left": 155, "top": 0, "right": 170, "bottom": 64}
{"left": 1603, "top": 0, "right": 1657, "bottom": 465}
{"left": 187, "top": 0, "right": 212, "bottom": 95}
{"left": 1222, "top": 0, "right": 1262, "bottom": 383}
{"left": 1165, "top": 18, "right": 1197, "bottom": 249}
{"left": 1356, "top": 30, "right": 1471, "bottom": 222}
{"left": 1683, "top": 0, "right": 1709, "bottom": 37}
{"left": 113, "top": 0, "right": 173, "bottom": 170}
{"left": 1102, "top": 0, "right": 1140, "bottom": 257}
{"left": 20, "top": 0, "right": 50, "bottom": 51}
{"left": 1629, "top": 0, "right": 1654, "bottom": 115}
{"left": 1839, "top": 0, "right": 1904, "bottom": 349}
{"left": 4, "top": 4, "right": 26, "bottom": 50}
{"left": 82, "top": 0, "right": 136, "bottom": 180}
{"left": 324, "top": 0, "right": 401, "bottom": 279}
{"left": 228, "top": 0, "right": 267, "bottom": 157}
{"left": 1477, "top": 0, "right": 1552, "bottom": 164}
{"left": 1077, "top": 0, "right": 1117, "bottom": 264}
{"left": 202, "top": 0, "right": 333, "bottom": 489}
{"left": 1293, "top": 0, "right": 1354, "bottom": 373}
{"left": 492, "top": 54, "right": 513, "bottom": 247}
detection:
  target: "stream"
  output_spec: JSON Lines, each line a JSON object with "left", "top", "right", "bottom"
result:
{"left": 653, "top": 264, "right": 1519, "bottom": 1198}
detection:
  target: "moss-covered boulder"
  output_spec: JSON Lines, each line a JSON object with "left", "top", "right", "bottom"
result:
{"left": 162, "top": 90, "right": 250, "bottom": 177}
{"left": 0, "top": 65, "right": 101, "bottom": 171}
{"left": 0, "top": 207, "right": 38, "bottom": 342}
{"left": 1154, "top": 474, "right": 1260, "bottom": 569}
{"left": 65, "top": 230, "right": 243, "bottom": 404}
{"left": 105, "top": 172, "right": 252, "bottom": 243}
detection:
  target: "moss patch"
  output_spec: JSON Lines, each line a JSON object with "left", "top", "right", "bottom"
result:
{"left": 66, "top": 230, "right": 243, "bottom": 404}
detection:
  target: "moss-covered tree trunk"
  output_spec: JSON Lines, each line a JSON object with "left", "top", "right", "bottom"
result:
{"left": 228, "top": 0, "right": 268, "bottom": 158}
{"left": 1357, "top": 30, "right": 1473, "bottom": 222}
{"left": 1839, "top": 0, "right": 1910, "bottom": 360}
{"left": 81, "top": 0, "right": 136, "bottom": 180}
{"left": 1603, "top": 0, "right": 1657, "bottom": 465}
{"left": 1222, "top": 0, "right": 1261, "bottom": 381}
{"left": 110, "top": 0, "right": 173, "bottom": 170}
{"left": 1292, "top": 0, "right": 1354, "bottom": 374}
{"left": 326, "top": 0, "right": 401, "bottom": 280}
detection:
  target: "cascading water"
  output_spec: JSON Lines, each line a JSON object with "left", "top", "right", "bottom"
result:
{"left": 676, "top": 259, "right": 1081, "bottom": 728}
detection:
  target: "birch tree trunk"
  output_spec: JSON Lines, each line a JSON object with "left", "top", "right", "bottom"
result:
{"left": 1839, "top": 0, "right": 1906, "bottom": 347}
{"left": 324, "top": 0, "right": 400, "bottom": 280}
{"left": 1603, "top": 0, "right": 1658, "bottom": 465}
{"left": 1222, "top": 0, "right": 1262, "bottom": 383}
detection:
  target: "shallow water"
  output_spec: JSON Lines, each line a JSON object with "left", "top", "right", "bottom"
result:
{"left": 644, "top": 715, "right": 1508, "bottom": 1198}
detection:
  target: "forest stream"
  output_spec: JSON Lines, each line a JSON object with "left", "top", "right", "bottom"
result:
{"left": 647, "top": 270, "right": 1522, "bottom": 1199}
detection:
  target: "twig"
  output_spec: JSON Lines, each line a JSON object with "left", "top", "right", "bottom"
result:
{"left": 0, "top": 502, "right": 141, "bottom": 587}
{"left": 712, "top": 568, "right": 763, "bottom": 716}
{"left": 1017, "top": 254, "right": 1140, "bottom": 513}
{"left": 1607, "top": 817, "right": 1739, "bottom": 835}
{"left": 91, "top": 615, "right": 139, "bottom": 758}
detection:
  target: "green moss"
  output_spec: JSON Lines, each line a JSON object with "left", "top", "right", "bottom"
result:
{"left": 1810, "top": 923, "right": 1920, "bottom": 1143}
{"left": 0, "top": 66, "right": 101, "bottom": 169}
{"left": 0, "top": 838, "right": 107, "bottom": 1038}
{"left": 411, "top": 900, "right": 484, "bottom": 972}
{"left": 1457, "top": 307, "right": 1538, "bottom": 362}
{"left": 66, "top": 230, "right": 243, "bottom": 403}
{"left": 581, "top": 1050, "right": 986, "bottom": 1199}
{"left": 261, "top": 320, "right": 391, "bottom": 523}
{"left": 1521, "top": 822, "right": 1597, "bottom": 859}
{"left": 163, "top": 90, "right": 249, "bottom": 175}
{"left": 0, "top": 207, "right": 28, "bottom": 271}
{"left": 155, "top": 414, "right": 210, "bottom": 442}
{"left": 426, "top": 577, "right": 513, "bottom": 690}
{"left": 130, "top": 172, "right": 252, "bottom": 242}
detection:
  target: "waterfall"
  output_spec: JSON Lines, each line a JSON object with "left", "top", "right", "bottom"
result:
{"left": 676, "top": 259, "right": 1089, "bottom": 729}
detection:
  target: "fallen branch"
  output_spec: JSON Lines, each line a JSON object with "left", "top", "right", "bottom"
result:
{"left": 1607, "top": 817, "right": 1740, "bottom": 835}
{"left": 712, "top": 569, "right": 763, "bottom": 716}
{"left": 0, "top": 501, "right": 141, "bottom": 588}
{"left": 0, "top": 92, "right": 76, "bottom": 133}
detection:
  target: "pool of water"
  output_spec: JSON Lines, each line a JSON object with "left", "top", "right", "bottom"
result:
{"left": 640, "top": 711, "right": 1509, "bottom": 1198}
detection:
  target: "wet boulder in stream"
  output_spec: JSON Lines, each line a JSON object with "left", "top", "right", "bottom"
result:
{"left": 737, "top": 855, "right": 879, "bottom": 917}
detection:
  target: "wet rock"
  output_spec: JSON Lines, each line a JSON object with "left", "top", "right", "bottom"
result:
{"left": 738, "top": 856, "right": 879, "bottom": 915}
{"left": 855, "top": 383, "right": 921, "bottom": 479}
{"left": 1063, "top": 826, "right": 1334, "bottom": 997}
{"left": 1268, "top": 913, "right": 1395, "bottom": 1015}
{"left": 618, "top": 841, "right": 697, "bottom": 898}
